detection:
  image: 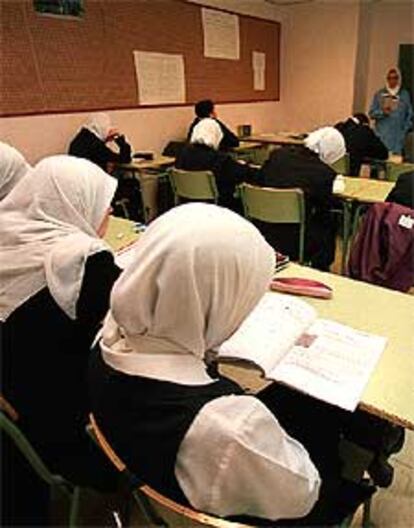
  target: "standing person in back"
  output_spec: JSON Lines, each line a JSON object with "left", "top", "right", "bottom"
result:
{"left": 0, "top": 141, "right": 32, "bottom": 200}
{"left": 258, "top": 127, "right": 346, "bottom": 271}
{"left": 1, "top": 156, "right": 121, "bottom": 525}
{"left": 69, "top": 112, "right": 132, "bottom": 172}
{"left": 335, "top": 114, "right": 388, "bottom": 176}
{"left": 369, "top": 67, "right": 413, "bottom": 155}
{"left": 176, "top": 118, "right": 262, "bottom": 211}
{"left": 187, "top": 99, "right": 240, "bottom": 150}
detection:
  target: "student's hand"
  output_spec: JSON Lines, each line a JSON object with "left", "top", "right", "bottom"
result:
{"left": 106, "top": 128, "right": 120, "bottom": 142}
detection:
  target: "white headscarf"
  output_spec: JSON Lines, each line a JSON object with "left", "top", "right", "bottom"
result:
{"left": 101, "top": 203, "right": 275, "bottom": 385}
{"left": 0, "top": 155, "right": 117, "bottom": 321}
{"left": 385, "top": 67, "right": 402, "bottom": 97}
{"left": 0, "top": 142, "right": 31, "bottom": 200}
{"left": 304, "top": 126, "right": 346, "bottom": 165}
{"left": 85, "top": 112, "right": 112, "bottom": 141}
{"left": 190, "top": 118, "right": 224, "bottom": 150}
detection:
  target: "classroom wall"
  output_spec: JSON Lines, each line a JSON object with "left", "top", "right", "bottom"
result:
{"left": 0, "top": 0, "right": 287, "bottom": 164}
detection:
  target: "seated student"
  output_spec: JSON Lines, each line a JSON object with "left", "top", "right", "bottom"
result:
{"left": 69, "top": 112, "right": 132, "bottom": 172}
{"left": 187, "top": 99, "right": 240, "bottom": 150}
{"left": 335, "top": 113, "right": 388, "bottom": 176}
{"left": 386, "top": 170, "right": 414, "bottom": 209}
{"left": 176, "top": 118, "right": 261, "bottom": 210}
{"left": 89, "top": 203, "right": 374, "bottom": 526}
{"left": 258, "top": 127, "right": 346, "bottom": 271}
{"left": 0, "top": 141, "right": 31, "bottom": 200}
{"left": 0, "top": 156, "right": 121, "bottom": 525}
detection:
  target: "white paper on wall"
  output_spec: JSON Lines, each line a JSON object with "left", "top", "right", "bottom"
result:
{"left": 201, "top": 8, "right": 240, "bottom": 60}
{"left": 133, "top": 51, "right": 186, "bottom": 105}
{"left": 252, "top": 51, "right": 266, "bottom": 91}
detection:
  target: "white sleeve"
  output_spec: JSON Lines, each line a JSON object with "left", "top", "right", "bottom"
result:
{"left": 333, "top": 175, "right": 345, "bottom": 194}
{"left": 175, "top": 394, "right": 321, "bottom": 521}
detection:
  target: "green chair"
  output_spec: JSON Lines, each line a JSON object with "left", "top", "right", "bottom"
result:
{"left": 239, "top": 183, "right": 306, "bottom": 264}
{"left": 169, "top": 168, "right": 219, "bottom": 206}
{"left": 331, "top": 154, "right": 350, "bottom": 175}
{"left": 0, "top": 396, "right": 82, "bottom": 527}
{"left": 385, "top": 162, "right": 414, "bottom": 182}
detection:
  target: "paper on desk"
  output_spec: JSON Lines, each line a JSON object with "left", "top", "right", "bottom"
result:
{"left": 252, "top": 51, "right": 266, "bottom": 91}
{"left": 133, "top": 51, "right": 186, "bottom": 105}
{"left": 202, "top": 8, "right": 240, "bottom": 60}
{"left": 271, "top": 319, "right": 387, "bottom": 411}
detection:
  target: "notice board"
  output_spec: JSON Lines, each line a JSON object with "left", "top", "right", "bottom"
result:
{"left": 1, "top": 0, "right": 281, "bottom": 116}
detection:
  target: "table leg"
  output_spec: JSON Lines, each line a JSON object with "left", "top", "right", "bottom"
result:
{"left": 341, "top": 200, "right": 352, "bottom": 275}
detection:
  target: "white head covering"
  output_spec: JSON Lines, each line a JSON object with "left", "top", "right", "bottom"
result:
{"left": 385, "top": 67, "right": 402, "bottom": 97}
{"left": 85, "top": 112, "right": 112, "bottom": 141}
{"left": 101, "top": 203, "right": 275, "bottom": 385}
{"left": 0, "top": 142, "right": 31, "bottom": 200}
{"left": 0, "top": 155, "right": 117, "bottom": 321}
{"left": 190, "top": 118, "right": 224, "bottom": 150}
{"left": 304, "top": 126, "right": 346, "bottom": 165}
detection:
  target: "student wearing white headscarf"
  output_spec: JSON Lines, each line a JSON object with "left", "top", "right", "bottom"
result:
{"left": 69, "top": 112, "right": 132, "bottom": 172}
{"left": 1, "top": 155, "right": 120, "bottom": 524}
{"left": 175, "top": 118, "right": 262, "bottom": 210}
{"left": 89, "top": 203, "right": 374, "bottom": 526}
{"left": 369, "top": 67, "right": 413, "bottom": 154}
{"left": 0, "top": 141, "right": 31, "bottom": 200}
{"left": 258, "top": 127, "right": 345, "bottom": 270}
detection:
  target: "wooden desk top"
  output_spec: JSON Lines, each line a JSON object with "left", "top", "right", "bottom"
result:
{"left": 234, "top": 141, "right": 263, "bottom": 151}
{"left": 119, "top": 155, "right": 175, "bottom": 171}
{"left": 242, "top": 133, "right": 305, "bottom": 146}
{"left": 223, "top": 264, "right": 414, "bottom": 429}
{"left": 339, "top": 177, "right": 395, "bottom": 203}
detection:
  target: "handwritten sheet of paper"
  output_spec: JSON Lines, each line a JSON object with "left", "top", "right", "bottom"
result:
{"left": 252, "top": 51, "right": 266, "bottom": 91}
{"left": 272, "top": 319, "right": 387, "bottom": 411}
{"left": 202, "top": 8, "right": 240, "bottom": 60}
{"left": 133, "top": 51, "right": 186, "bottom": 105}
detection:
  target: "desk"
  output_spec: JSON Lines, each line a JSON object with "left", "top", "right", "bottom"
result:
{"left": 119, "top": 155, "right": 175, "bottom": 172}
{"left": 242, "top": 133, "right": 305, "bottom": 146}
{"left": 105, "top": 216, "right": 140, "bottom": 252}
{"left": 337, "top": 177, "right": 395, "bottom": 273}
{"left": 222, "top": 264, "right": 414, "bottom": 430}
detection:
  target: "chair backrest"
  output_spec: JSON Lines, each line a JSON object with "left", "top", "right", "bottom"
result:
{"left": 385, "top": 162, "right": 414, "bottom": 182}
{"left": 170, "top": 168, "right": 218, "bottom": 205}
{"left": 330, "top": 154, "right": 350, "bottom": 175}
{"left": 239, "top": 183, "right": 306, "bottom": 263}
{"left": 87, "top": 414, "right": 250, "bottom": 528}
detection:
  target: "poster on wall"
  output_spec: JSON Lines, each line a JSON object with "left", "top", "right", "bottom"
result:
{"left": 133, "top": 51, "right": 186, "bottom": 105}
{"left": 34, "top": 0, "right": 83, "bottom": 17}
{"left": 202, "top": 8, "right": 240, "bottom": 60}
{"left": 252, "top": 51, "right": 266, "bottom": 91}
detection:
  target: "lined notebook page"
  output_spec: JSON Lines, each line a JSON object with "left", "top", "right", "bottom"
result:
{"left": 271, "top": 319, "right": 387, "bottom": 411}
{"left": 217, "top": 292, "right": 317, "bottom": 374}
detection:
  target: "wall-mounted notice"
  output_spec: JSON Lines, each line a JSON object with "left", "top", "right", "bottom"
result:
{"left": 133, "top": 51, "right": 186, "bottom": 105}
{"left": 202, "top": 8, "right": 240, "bottom": 60}
{"left": 252, "top": 51, "right": 266, "bottom": 91}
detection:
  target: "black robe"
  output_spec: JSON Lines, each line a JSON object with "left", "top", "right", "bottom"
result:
{"left": 335, "top": 119, "right": 388, "bottom": 176}
{"left": 386, "top": 171, "right": 414, "bottom": 209}
{"left": 68, "top": 127, "right": 132, "bottom": 171}
{"left": 187, "top": 118, "right": 240, "bottom": 150}
{"left": 175, "top": 143, "right": 262, "bottom": 211}
{"left": 1, "top": 251, "right": 121, "bottom": 525}
{"left": 258, "top": 145, "right": 338, "bottom": 270}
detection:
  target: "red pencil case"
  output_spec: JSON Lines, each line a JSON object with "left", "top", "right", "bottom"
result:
{"left": 270, "top": 277, "right": 333, "bottom": 299}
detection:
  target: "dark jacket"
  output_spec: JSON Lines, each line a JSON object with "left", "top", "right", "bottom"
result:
{"left": 335, "top": 119, "right": 388, "bottom": 176}
{"left": 1, "top": 251, "right": 121, "bottom": 482}
{"left": 175, "top": 143, "right": 262, "bottom": 210}
{"left": 348, "top": 202, "right": 414, "bottom": 292}
{"left": 69, "top": 128, "right": 132, "bottom": 171}
{"left": 187, "top": 118, "right": 240, "bottom": 150}
{"left": 386, "top": 171, "right": 414, "bottom": 209}
{"left": 258, "top": 145, "right": 338, "bottom": 270}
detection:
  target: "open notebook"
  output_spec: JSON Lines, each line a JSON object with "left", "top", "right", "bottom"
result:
{"left": 216, "top": 292, "right": 386, "bottom": 411}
